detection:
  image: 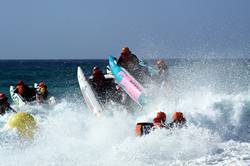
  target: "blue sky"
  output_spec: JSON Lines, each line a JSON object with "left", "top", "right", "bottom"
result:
{"left": 0, "top": 0, "right": 250, "bottom": 59}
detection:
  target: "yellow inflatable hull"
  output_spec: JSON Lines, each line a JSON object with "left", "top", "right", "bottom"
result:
{"left": 7, "top": 112, "right": 37, "bottom": 139}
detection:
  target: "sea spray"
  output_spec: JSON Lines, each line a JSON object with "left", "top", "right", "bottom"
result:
{"left": 0, "top": 59, "right": 249, "bottom": 165}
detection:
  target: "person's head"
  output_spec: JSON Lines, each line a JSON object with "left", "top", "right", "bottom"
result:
{"left": 92, "top": 66, "right": 105, "bottom": 79}
{"left": 156, "top": 59, "right": 167, "bottom": 70}
{"left": 172, "top": 112, "right": 184, "bottom": 122}
{"left": 0, "top": 92, "right": 8, "bottom": 103}
{"left": 121, "top": 47, "right": 131, "bottom": 57}
{"left": 156, "top": 111, "right": 167, "bottom": 123}
{"left": 35, "top": 81, "right": 46, "bottom": 96}
{"left": 92, "top": 66, "right": 101, "bottom": 76}
{"left": 17, "top": 80, "right": 24, "bottom": 86}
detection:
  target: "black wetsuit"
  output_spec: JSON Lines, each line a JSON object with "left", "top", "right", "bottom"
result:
{"left": 168, "top": 119, "right": 187, "bottom": 129}
{"left": 117, "top": 53, "right": 140, "bottom": 71}
{"left": 0, "top": 101, "right": 10, "bottom": 115}
{"left": 14, "top": 85, "right": 36, "bottom": 102}
{"left": 117, "top": 54, "right": 150, "bottom": 83}
{"left": 90, "top": 77, "right": 123, "bottom": 104}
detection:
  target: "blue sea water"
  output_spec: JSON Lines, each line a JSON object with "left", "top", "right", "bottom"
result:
{"left": 0, "top": 60, "right": 109, "bottom": 98}
{"left": 0, "top": 59, "right": 250, "bottom": 165}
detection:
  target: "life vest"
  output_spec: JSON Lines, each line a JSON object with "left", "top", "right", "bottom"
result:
{"left": 37, "top": 87, "right": 46, "bottom": 95}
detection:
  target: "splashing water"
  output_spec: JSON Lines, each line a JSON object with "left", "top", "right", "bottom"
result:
{"left": 0, "top": 59, "right": 249, "bottom": 165}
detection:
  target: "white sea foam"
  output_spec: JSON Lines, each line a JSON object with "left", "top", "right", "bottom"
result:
{"left": 0, "top": 59, "right": 250, "bottom": 165}
{"left": 0, "top": 89, "right": 249, "bottom": 166}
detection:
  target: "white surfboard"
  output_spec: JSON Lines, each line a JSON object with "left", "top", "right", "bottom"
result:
{"left": 77, "top": 66, "right": 103, "bottom": 116}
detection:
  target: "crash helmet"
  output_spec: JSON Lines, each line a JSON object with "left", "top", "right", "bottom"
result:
{"left": 172, "top": 112, "right": 184, "bottom": 121}
{"left": 156, "top": 111, "right": 167, "bottom": 122}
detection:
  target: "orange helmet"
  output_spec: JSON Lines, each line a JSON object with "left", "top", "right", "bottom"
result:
{"left": 0, "top": 92, "right": 8, "bottom": 102}
{"left": 0, "top": 93, "right": 6, "bottom": 100}
{"left": 38, "top": 81, "right": 45, "bottom": 87}
{"left": 172, "top": 112, "right": 184, "bottom": 121}
{"left": 92, "top": 66, "right": 102, "bottom": 76}
{"left": 156, "top": 112, "right": 167, "bottom": 122}
{"left": 121, "top": 47, "right": 131, "bottom": 55}
{"left": 17, "top": 80, "right": 24, "bottom": 86}
{"left": 92, "top": 66, "right": 105, "bottom": 83}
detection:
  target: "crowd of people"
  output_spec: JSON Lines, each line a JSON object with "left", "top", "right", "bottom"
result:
{"left": 89, "top": 46, "right": 168, "bottom": 105}
{"left": 1, "top": 46, "right": 186, "bottom": 137}
{"left": 87, "top": 46, "right": 186, "bottom": 135}
{"left": 2, "top": 46, "right": 162, "bottom": 113}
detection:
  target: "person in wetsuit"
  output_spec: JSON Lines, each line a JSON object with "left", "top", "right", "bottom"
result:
{"left": 14, "top": 80, "right": 36, "bottom": 102}
{"left": 36, "top": 81, "right": 49, "bottom": 104}
{"left": 153, "top": 111, "right": 167, "bottom": 128}
{"left": 89, "top": 66, "right": 124, "bottom": 104}
{"left": 0, "top": 93, "right": 16, "bottom": 115}
{"left": 135, "top": 112, "right": 167, "bottom": 136}
{"left": 156, "top": 59, "right": 168, "bottom": 82}
{"left": 117, "top": 47, "right": 150, "bottom": 82}
{"left": 168, "top": 112, "right": 187, "bottom": 128}
{"left": 135, "top": 111, "right": 187, "bottom": 136}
